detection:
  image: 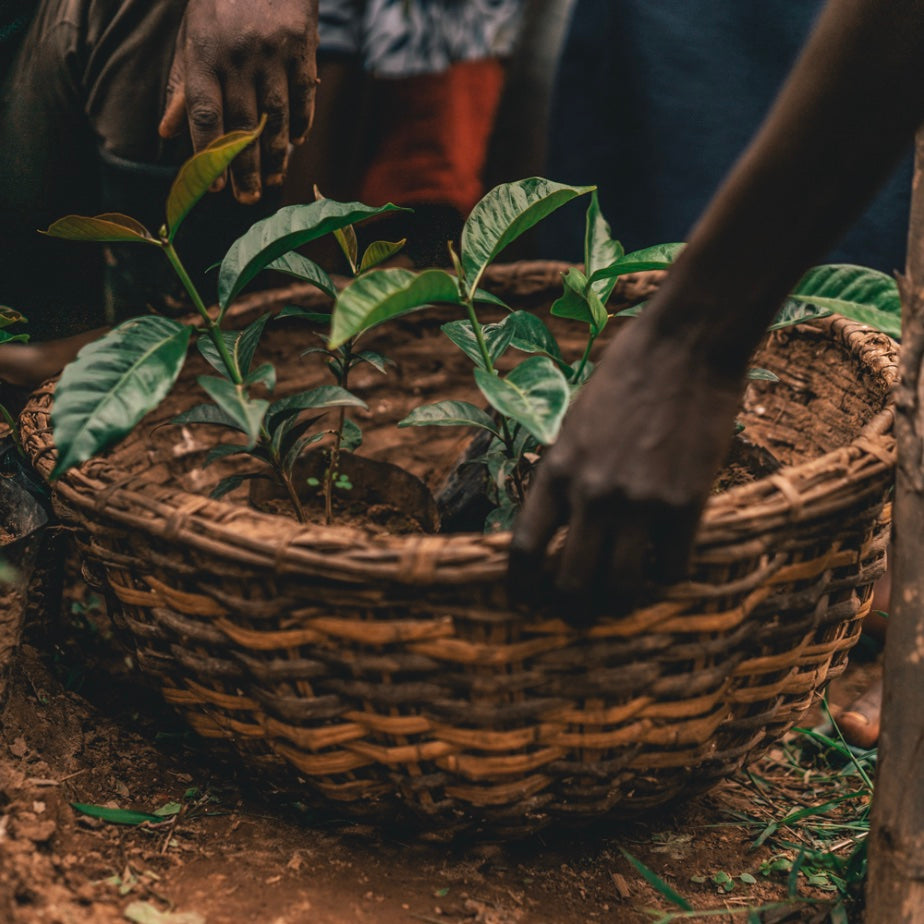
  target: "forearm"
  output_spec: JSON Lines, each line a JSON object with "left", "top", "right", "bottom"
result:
{"left": 647, "top": 0, "right": 924, "bottom": 379}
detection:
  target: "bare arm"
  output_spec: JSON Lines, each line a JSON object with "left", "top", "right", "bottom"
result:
{"left": 510, "top": 0, "right": 924, "bottom": 615}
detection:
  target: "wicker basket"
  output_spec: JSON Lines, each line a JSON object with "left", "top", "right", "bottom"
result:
{"left": 20, "top": 262, "right": 897, "bottom": 834}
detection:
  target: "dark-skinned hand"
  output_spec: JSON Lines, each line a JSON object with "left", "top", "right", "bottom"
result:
{"left": 509, "top": 310, "right": 743, "bottom": 621}
{"left": 159, "top": 0, "right": 320, "bottom": 204}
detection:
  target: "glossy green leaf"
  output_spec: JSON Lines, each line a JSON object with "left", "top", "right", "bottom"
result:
{"left": 43, "top": 212, "right": 157, "bottom": 245}
{"left": 71, "top": 803, "right": 162, "bottom": 826}
{"left": 360, "top": 238, "right": 406, "bottom": 273}
{"left": 474, "top": 356, "right": 569, "bottom": 445}
{"left": 550, "top": 267, "right": 608, "bottom": 332}
{"left": 265, "top": 386, "right": 366, "bottom": 428}
{"left": 219, "top": 201, "right": 403, "bottom": 313}
{"left": 166, "top": 122, "right": 264, "bottom": 240}
{"left": 472, "top": 288, "right": 512, "bottom": 311}
{"left": 172, "top": 403, "right": 242, "bottom": 430}
{"left": 441, "top": 319, "right": 513, "bottom": 370}
{"left": 768, "top": 298, "right": 831, "bottom": 330}
{"left": 335, "top": 223, "right": 359, "bottom": 271}
{"left": 277, "top": 306, "right": 332, "bottom": 324}
{"left": 236, "top": 314, "right": 269, "bottom": 374}
{"left": 399, "top": 400, "right": 500, "bottom": 436}
{"left": 197, "top": 331, "right": 238, "bottom": 378}
{"left": 352, "top": 350, "right": 392, "bottom": 374}
{"left": 283, "top": 431, "right": 326, "bottom": 472}
{"left": 245, "top": 362, "right": 276, "bottom": 391}
{"left": 504, "top": 311, "right": 562, "bottom": 359}
{"left": 210, "top": 473, "right": 269, "bottom": 500}
{"left": 0, "top": 330, "right": 28, "bottom": 345}
{"left": 588, "top": 242, "right": 685, "bottom": 285}
{"left": 266, "top": 252, "right": 337, "bottom": 298}
{"left": 197, "top": 376, "right": 268, "bottom": 449}
{"left": 461, "top": 178, "right": 594, "bottom": 296}
{"left": 0, "top": 306, "right": 28, "bottom": 329}
{"left": 330, "top": 268, "right": 461, "bottom": 348}
{"left": 747, "top": 367, "right": 780, "bottom": 382}
{"left": 790, "top": 264, "right": 901, "bottom": 338}
{"left": 51, "top": 317, "right": 191, "bottom": 479}
{"left": 584, "top": 191, "right": 624, "bottom": 303}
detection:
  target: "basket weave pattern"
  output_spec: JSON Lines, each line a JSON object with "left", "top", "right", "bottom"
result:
{"left": 21, "top": 264, "right": 897, "bottom": 832}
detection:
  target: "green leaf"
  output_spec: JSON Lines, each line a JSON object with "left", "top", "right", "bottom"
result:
{"left": 203, "top": 443, "right": 249, "bottom": 468}
{"left": 219, "top": 200, "right": 403, "bottom": 313}
{"left": 550, "top": 267, "right": 608, "bottom": 332}
{"left": 472, "top": 288, "right": 512, "bottom": 311}
{"left": 739, "top": 873, "right": 757, "bottom": 885}
{"left": 330, "top": 268, "right": 461, "bottom": 348}
{"left": 340, "top": 418, "right": 363, "bottom": 452}
{"left": 235, "top": 313, "right": 269, "bottom": 375}
{"left": 584, "top": 191, "right": 624, "bottom": 303}
{"left": 768, "top": 298, "right": 832, "bottom": 330}
{"left": 588, "top": 242, "right": 686, "bottom": 285}
{"left": 166, "top": 122, "right": 264, "bottom": 241}
{"left": 620, "top": 849, "right": 692, "bottom": 912}
{"left": 51, "top": 317, "right": 191, "bottom": 479}
{"left": 245, "top": 362, "right": 276, "bottom": 391}
{"left": 197, "top": 376, "right": 268, "bottom": 449}
{"left": 70, "top": 803, "right": 162, "bottom": 826}
{"left": 474, "top": 356, "right": 569, "bottom": 445}
{"left": 461, "top": 178, "right": 594, "bottom": 296}
{"left": 43, "top": 212, "right": 157, "bottom": 245}
{"left": 277, "top": 306, "right": 333, "bottom": 324}
{"left": 172, "top": 403, "right": 241, "bottom": 430}
{"left": 283, "top": 431, "right": 325, "bottom": 472}
{"left": 441, "top": 319, "right": 513, "bottom": 370}
{"left": 266, "top": 386, "right": 366, "bottom": 428}
{"left": 352, "top": 350, "right": 392, "bottom": 374}
{"left": 790, "top": 264, "right": 901, "bottom": 338}
{"left": 153, "top": 801, "right": 183, "bottom": 818}
{"left": 197, "top": 331, "right": 239, "bottom": 379}
{"left": 334, "top": 222, "right": 359, "bottom": 271}
{"left": 360, "top": 238, "right": 406, "bottom": 273}
{"left": 0, "top": 330, "right": 28, "bottom": 345}
{"left": 504, "top": 311, "right": 562, "bottom": 359}
{"left": 0, "top": 306, "right": 28, "bottom": 329}
{"left": 747, "top": 367, "right": 779, "bottom": 382}
{"left": 399, "top": 400, "right": 501, "bottom": 437}
{"left": 266, "top": 252, "right": 337, "bottom": 298}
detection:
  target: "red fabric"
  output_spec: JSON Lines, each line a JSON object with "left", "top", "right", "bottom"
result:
{"left": 359, "top": 58, "right": 505, "bottom": 215}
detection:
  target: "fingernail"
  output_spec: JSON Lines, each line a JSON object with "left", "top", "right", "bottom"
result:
{"left": 265, "top": 173, "right": 285, "bottom": 187}
{"left": 238, "top": 189, "right": 262, "bottom": 205}
{"left": 210, "top": 177, "right": 226, "bottom": 193}
{"left": 292, "top": 135, "right": 308, "bottom": 147}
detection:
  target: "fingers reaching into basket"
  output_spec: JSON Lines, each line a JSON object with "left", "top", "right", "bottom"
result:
{"left": 508, "top": 312, "right": 741, "bottom": 621}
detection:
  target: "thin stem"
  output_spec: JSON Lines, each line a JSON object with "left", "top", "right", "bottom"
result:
{"left": 162, "top": 240, "right": 306, "bottom": 523}
{"left": 464, "top": 299, "right": 495, "bottom": 374}
{"left": 0, "top": 403, "right": 23, "bottom": 457}
{"left": 323, "top": 343, "right": 352, "bottom": 525}
{"left": 573, "top": 329, "right": 598, "bottom": 384}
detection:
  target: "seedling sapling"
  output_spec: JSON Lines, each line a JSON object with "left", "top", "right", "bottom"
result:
{"left": 44, "top": 123, "right": 403, "bottom": 523}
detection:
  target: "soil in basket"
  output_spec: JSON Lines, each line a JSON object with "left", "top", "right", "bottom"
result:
{"left": 159, "top": 304, "right": 825, "bottom": 532}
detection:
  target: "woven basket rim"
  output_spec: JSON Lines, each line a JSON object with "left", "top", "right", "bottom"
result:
{"left": 22, "top": 262, "right": 898, "bottom": 585}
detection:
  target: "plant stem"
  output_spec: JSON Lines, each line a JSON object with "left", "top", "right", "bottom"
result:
{"left": 162, "top": 241, "right": 307, "bottom": 523}
{"left": 323, "top": 343, "right": 352, "bottom": 526}
{"left": 0, "top": 403, "right": 24, "bottom": 458}
{"left": 573, "top": 331, "right": 597, "bottom": 384}
{"left": 464, "top": 299, "right": 495, "bottom": 375}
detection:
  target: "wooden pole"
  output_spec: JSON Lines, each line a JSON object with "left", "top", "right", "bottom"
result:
{"left": 866, "top": 125, "right": 924, "bottom": 923}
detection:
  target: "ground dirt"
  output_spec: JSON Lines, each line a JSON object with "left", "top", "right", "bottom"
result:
{"left": 0, "top": 580, "right": 881, "bottom": 924}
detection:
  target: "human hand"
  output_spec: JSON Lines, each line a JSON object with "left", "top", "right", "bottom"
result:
{"left": 159, "top": 0, "right": 319, "bottom": 204}
{"left": 508, "top": 314, "right": 743, "bottom": 620}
